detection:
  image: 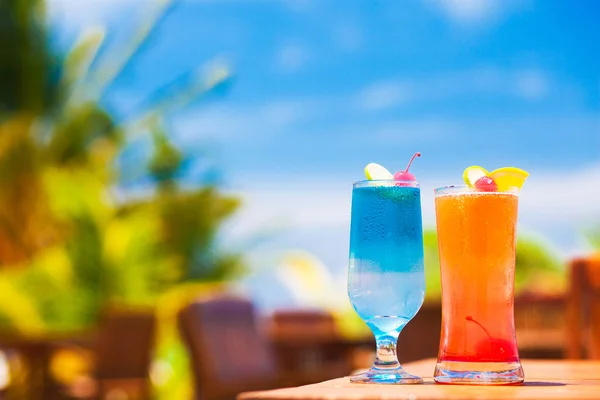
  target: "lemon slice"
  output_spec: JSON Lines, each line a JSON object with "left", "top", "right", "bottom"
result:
{"left": 489, "top": 167, "right": 529, "bottom": 192}
{"left": 364, "top": 163, "right": 393, "bottom": 180}
{"left": 463, "top": 166, "right": 489, "bottom": 187}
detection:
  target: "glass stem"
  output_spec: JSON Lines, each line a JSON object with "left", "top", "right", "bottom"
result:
{"left": 372, "top": 333, "right": 402, "bottom": 371}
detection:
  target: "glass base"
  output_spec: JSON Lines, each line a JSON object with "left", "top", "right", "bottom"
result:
{"left": 434, "top": 360, "right": 524, "bottom": 385}
{"left": 350, "top": 368, "right": 423, "bottom": 384}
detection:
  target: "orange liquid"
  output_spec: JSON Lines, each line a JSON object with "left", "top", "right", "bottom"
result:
{"left": 435, "top": 192, "right": 520, "bottom": 363}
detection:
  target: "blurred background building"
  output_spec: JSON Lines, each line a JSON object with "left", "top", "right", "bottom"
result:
{"left": 0, "top": 0, "right": 598, "bottom": 398}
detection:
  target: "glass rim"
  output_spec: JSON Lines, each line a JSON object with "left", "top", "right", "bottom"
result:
{"left": 434, "top": 185, "right": 519, "bottom": 196}
{"left": 353, "top": 179, "right": 419, "bottom": 188}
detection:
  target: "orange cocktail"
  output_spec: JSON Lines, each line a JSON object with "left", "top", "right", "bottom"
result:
{"left": 433, "top": 185, "right": 524, "bottom": 385}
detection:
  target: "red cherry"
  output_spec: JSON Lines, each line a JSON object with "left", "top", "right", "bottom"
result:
{"left": 466, "top": 316, "right": 519, "bottom": 362}
{"left": 474, "top": 176, "right": 498, "bottom": 192}
{"left": 394, "top": 152, "right": 420, "bottom": 181}
{"left": 393, "top": 171, "right": 416, "bottom": 181}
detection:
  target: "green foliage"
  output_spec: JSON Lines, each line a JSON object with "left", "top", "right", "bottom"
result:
{"left": 585, "top": 225, "right": 600, "bottom": 251}
{"left": 423, "top": 229, "right": 442, "bottom": 299}
{"left": 514, "top": 235, "right": 563, "bottom": 293}
{"left": 0, "top": 2, "right": 238, "bottom": 398}
{"left": 154, "top": 188, "right": 242, "bottom": 281}
{"left": 149, "top": 127, "right": 184, "bottom": 182}
{"left": 0, "top": 0, "right": 239, "bottom": 339}
{"left": 46, "top": 103, "right": 120, "bottom": 165}
{"left": 0, "top": 0, "right": 58, "bottom": 114}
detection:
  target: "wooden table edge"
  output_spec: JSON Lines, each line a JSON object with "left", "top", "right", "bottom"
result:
{"left": 238, "top": 359, "right": 600, "bottom": 400}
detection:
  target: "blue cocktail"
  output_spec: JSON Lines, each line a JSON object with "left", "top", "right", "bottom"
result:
{"left": 347, "top": 156, "right": 425, "bottom": 384}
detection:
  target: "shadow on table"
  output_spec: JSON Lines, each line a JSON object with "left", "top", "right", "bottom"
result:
{"left": 523, "top": 382, "right": 566, "bottom": 387}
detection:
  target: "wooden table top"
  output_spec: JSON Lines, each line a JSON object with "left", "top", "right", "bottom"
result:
{"left": 238, "top": 358, "right": 600, "bottom": 400}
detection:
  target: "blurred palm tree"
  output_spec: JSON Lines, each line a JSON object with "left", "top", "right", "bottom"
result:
{"left": 0, "top": 0, "right": 57, "bottom": 114}
{"left": 585, "top": 225, "right": 600, "bottom": 252}
{"left": 0, "top": 0, "right": 240, "bottom": 336}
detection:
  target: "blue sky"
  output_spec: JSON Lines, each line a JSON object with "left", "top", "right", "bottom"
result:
{"left": 48, "top": 0, "right": 600, "bottom": 309}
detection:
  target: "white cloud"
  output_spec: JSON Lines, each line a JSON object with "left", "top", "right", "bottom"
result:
{"left": 366, "top": 120, "right": 457, "bottom": 143}
{"left": 519, "top": 163, "right": 600, "bottom": 224}
{"left": 425, "top": 0, "right": 527, "bottom": 25}
{"left": 333, "top": 22, "right": 364, "bottom": 53}
{"left": 358, "top": 81, "right": 410, "bottom": 111}
{"left": 173, "top": 99, "right": 459, "bottom": 149}
{"left": 228, "top": 179, "right": 350, "bottom": 235}
{"left": 514, "top": 70, "right": 549, "bottom": 100}
{"left": 285, "top": 0, "right": 314, "bottom": 13}
{"left": 430, "top": 0, "right": 500, "bottom": 23}
{"left": 274, "top": 43, "right": 310, "bottom": 74}
{"left": 171, "top": 98, "right": 319, "bottom": 141}
{"left": 47, "top": 0, "right": 135, "bottom": 30}
{"left": 356, "top": 67, "right": 551, "bottom": 110}
{"left": 49, "top": 0, "right": 257, "bottom": 32}
{"left": 171, "top": 69, "right": 554, "bottom": 143}
{"left": 443, "top": 67, "right": 550, "bottom": 101}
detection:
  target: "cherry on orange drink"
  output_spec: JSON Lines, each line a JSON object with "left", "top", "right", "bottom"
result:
{"left": 433, "top": 166, "right": 529, "bottom": 385}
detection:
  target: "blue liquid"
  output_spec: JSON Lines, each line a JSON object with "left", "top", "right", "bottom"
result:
{"left": 348, "top": 184, "right": 425, "bottom": 336}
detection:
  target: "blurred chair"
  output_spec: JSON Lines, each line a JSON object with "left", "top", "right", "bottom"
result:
{"left": 396, "top": 302, "right": 441, "bottom": 363}
{"left": 178, "top": 296, "right": 348, "bottom": 400}
{"left": 514, "top": 293, "right": 566, "bottom": 359}
{"left": 267, "top": 309, "right": 352, "bottom": 376}
{"left": 566, "top": 256, "right": 600, "bottom": 359}
{"left": 64, "top": 308, "right": 156, "bottom": 400}
{"left": 269, "top": 310, "right": 337, "bottom": 339}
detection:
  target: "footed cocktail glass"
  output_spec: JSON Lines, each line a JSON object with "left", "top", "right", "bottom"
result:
{"left": 433, "top": 185, "right": 524, "bottom": 385}
{"left": 347, "top": 180, "right": 425, "bottom": 384}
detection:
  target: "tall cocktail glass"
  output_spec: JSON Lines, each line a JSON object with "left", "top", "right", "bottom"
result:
{"left": 433, "top": 185, "right": 524, "bottom": 385}
{"left": 348, "top": 180, "right": 425, "bottom": 384}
